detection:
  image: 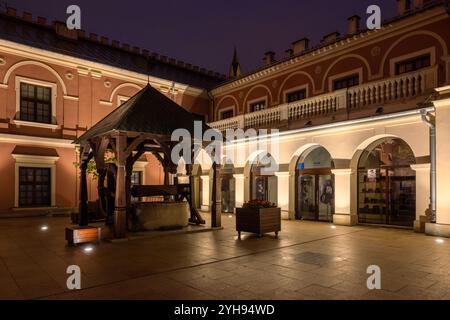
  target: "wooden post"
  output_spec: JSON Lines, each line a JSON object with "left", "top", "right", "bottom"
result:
{"left": 113, "top": 135, "right": 127, "bottom": 238}
{"left": 211, "top": 162, "right": 222, "bottom": 228}
{"left": 79, "top": 158, "right": 89, "bottom": 227}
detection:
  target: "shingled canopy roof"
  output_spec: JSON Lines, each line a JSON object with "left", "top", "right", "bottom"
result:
{"left": 75, "top": 84, "right": 211, "bottom": 143}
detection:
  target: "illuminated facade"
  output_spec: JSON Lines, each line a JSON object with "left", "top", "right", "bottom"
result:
{"left": 1, "top": 1, "right": 450, "bottom": 237}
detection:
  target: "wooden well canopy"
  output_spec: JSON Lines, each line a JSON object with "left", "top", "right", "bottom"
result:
{"left": 74, "top": 84, "right": 222, "bottom": 238}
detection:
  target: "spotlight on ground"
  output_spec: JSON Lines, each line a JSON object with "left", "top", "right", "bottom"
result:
{"left": 436, "top": 239, "right": 444, "bottom": 244}
{"left": 40, "top": 225, "right": 49, "bottom": 231}
{"left": 83, "top": 246, "right": 94, "bottom": 253}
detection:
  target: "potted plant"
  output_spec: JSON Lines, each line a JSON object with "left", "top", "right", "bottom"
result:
{"left": 236, "top": 200, "right": 281, "bottom": 239}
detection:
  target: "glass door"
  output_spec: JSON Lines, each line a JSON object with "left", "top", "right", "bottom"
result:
{"left": 318, "top": 175, "right": 334, "bottom": 222}
{"left": 298, "top": 175, "right": 316, "bottom": 220}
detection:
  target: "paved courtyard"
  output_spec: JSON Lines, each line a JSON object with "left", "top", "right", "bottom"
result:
{"left": 0, "top": 214, "right": 450, "bottom": 300}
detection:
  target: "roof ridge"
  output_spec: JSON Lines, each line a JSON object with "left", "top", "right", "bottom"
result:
{"left": 0, "top": 6, "right": 226, "bottom": 80}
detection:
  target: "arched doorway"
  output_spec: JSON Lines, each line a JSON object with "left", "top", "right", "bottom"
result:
{"left": 295, "top": 146, "right": 334, "bottom": 221}
{"left": 250, "top": 154, "right": 277, "bottom": 204}
{"left": 221, "top": 161, "right": 235, "bottom": 213}
{"left": 357, "top": 138, "right": 416, "bottom": 227}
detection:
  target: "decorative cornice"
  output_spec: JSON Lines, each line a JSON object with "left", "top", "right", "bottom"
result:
{"left": 211, "top": 7, "right": 448, "bottom": 97}
{"left": 0, "top": 39, "right": 206, "bottom": 97}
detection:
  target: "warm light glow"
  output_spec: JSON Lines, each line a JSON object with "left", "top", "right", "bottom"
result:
{"left": 228, "top": 215, "right": 233, "bottom": 218}
{"left": 40, "top": 225, "right": 48, "bottom": 231}
{"left": 84, "top": 246, "right": 94, "bottom": 253}
{"left": 436, "top": 239, "right": 444, "bottom": 244}
{"left": 331, "top": 225, "right": 337, "bottom": 229}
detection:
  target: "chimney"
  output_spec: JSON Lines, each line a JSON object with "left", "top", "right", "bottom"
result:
{"left": 100, "top": 36, "right": 109, "bottom": 45}
{"left": 285, "top": 48, "right": 294, "bottom": 58}
{"left": 23, "top": 12, "right": 32, "bottom": 22}
{"left": 348, "top": 15, "right": 361, "bottom": 35}
{"left": 292, "top": 38, "right": 309, "bottom": 55}
{"left": 263, "top": 51, "right": 276, "bottom": 66}
{"left": 89, "top": 33, "right": 98, "bottom": 41}
{"left": 54, "top": 21, "right": 78, "bottom": 40}
{"left": 37, "top": 16, "right": 47, "bottom": 25}
{"left": 397, "top": 0, "right": 412, "bottom": 15}
{"left": 322, "top": 32, "right": 340, "bottom": 44}
{"left": 6, "top": 7, "right": 16, "bottom": 16}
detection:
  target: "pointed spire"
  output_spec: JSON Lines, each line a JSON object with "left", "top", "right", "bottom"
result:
{"left": 229, "top": 46, "right": 242, "bottom": 79}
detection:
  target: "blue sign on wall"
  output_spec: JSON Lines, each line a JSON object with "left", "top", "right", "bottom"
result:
{"left": 297, "top": 163, "right": 305, "bottom": 170}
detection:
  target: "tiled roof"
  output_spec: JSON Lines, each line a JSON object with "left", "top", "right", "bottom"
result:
{"left": 75, "top": 84, "right": 210, "bottom": 143}
{"left": 0, "top": 10, "right": 226, "bottom": 90}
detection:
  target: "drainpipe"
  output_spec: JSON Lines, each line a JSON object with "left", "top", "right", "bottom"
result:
{"left": 420, "top": 108, "right": 436, "bottom": 223}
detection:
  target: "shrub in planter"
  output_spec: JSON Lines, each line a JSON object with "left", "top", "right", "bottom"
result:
{"left": 236, "top": 200, "right": 281, "bottom": 239}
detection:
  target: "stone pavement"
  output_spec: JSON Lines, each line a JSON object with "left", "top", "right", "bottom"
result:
{"left": 0, "top": 214, "right": 449, "bottom": 300}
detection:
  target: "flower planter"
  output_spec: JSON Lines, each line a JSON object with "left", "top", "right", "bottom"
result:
{"left": 235, "top": 207, "right": 281, "bottom": 239}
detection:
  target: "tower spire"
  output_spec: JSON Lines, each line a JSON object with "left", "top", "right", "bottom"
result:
{"left": 229, "top": 46, "right": 242, "bottom": 79}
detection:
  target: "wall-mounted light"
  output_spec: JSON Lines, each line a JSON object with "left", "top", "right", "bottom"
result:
{"left": 40, "top": 225, "right": 49, "bottom": 231}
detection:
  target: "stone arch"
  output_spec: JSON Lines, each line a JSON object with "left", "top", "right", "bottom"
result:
{"left": 379, "top": 30, "right": 448, "bottom": 76}
{"left": 3, "top": 60, "right": 68, "bottom": 95}
{"left": 109, "top": 82, "right": 143, "bottom": 103}
{"left": 277, "top": 71, "right": 316, "bottom": 103}
{"left": 321, "top": 54, "right": 372, "bottom": 91}
{"left": 287, "top": 144, "right": 335, "bottom": 220}
{"left": 243, "top": 150, "right": 278, "bottom": 203}
{"left": 349, "top": 134, "right": 417, "bottom": 226}
{"left": 243, "top": 84, "right": 273, "bottom": 111}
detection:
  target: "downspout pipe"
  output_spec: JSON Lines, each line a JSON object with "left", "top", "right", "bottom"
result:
{"left": 420, "top": 108, "right": 436, "bottom": 223}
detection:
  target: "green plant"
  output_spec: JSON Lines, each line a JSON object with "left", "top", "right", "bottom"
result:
{"left": 73, "top": 149, "right": 116, "bottom": 179}
{"left": 243, "top": 199, "right": 277, "bottom": 209}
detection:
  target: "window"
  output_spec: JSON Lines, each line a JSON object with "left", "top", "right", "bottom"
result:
{"left": 131, "top": 171, "right": 143, "bottom": 202}
{"left": 395, "top": 54, "right": 431, "bottom": 75}
{"left": 333, "top": 74, "right": 359, "bottom": 90}
{"left": 19, "top": 167, "right": 51, "bottom": 207}
{"left": 249, "top": 100, "right": 266, "bottom": 112}
{"left": 20, "top": 83, "right": 52, "bottom": 124}
{"left": 286, "top": 89, "right": 307, "bottom": 103}
{"left": 220, "top": 109, "right": 234, "bottom": 120}
{"left": 131, "top": 171, "right": 142, "bottom": 185}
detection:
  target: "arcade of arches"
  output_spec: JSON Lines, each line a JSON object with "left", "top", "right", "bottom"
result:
{"left": 175, "top": 101, "right": 450, "bottom": 238}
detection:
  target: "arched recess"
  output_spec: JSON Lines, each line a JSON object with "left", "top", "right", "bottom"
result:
{"left": 243, "top": 84, "right": 273, "bottom": 111}
{"left": 277, "top": 71, "right": 315, "bottom": 103}
{"left": 350, "top": 135, "right": 417, "bottom": 227}
{"left": 109, "top": 82, "right": 143, "bottom": 103}
{"left": 379, "top": 30, "right": 448, "bottom": 77}
{"left": 244, "top": 150, "right": 278, "bottom": 204}
{"left": 321, "top": 54, "right": 372, "bottom": 91}
{"left": 288, "top": 144, "right": 335, "bottom": 222}
{"left": 3, "top": 60, "right": 68, "bottom": 95}
{"left": 216, "top": 95, "right": 239, "bottom": 119}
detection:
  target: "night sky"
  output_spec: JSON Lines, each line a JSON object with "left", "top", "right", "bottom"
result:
{"left": 7, "top": 0, "right": 396, "bottom": 74}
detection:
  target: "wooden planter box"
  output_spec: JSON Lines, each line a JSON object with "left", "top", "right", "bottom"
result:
{"left": 236, "top": 207, "right": 281, "bottom": 239}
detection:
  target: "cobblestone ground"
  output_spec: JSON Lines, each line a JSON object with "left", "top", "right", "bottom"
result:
{"left": 0, "top": 214, "right": 449, "bottom": 300}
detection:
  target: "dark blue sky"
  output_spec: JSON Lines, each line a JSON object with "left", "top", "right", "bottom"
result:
{"left": 8, "top": 0, "right": 396, "bottom": 74}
